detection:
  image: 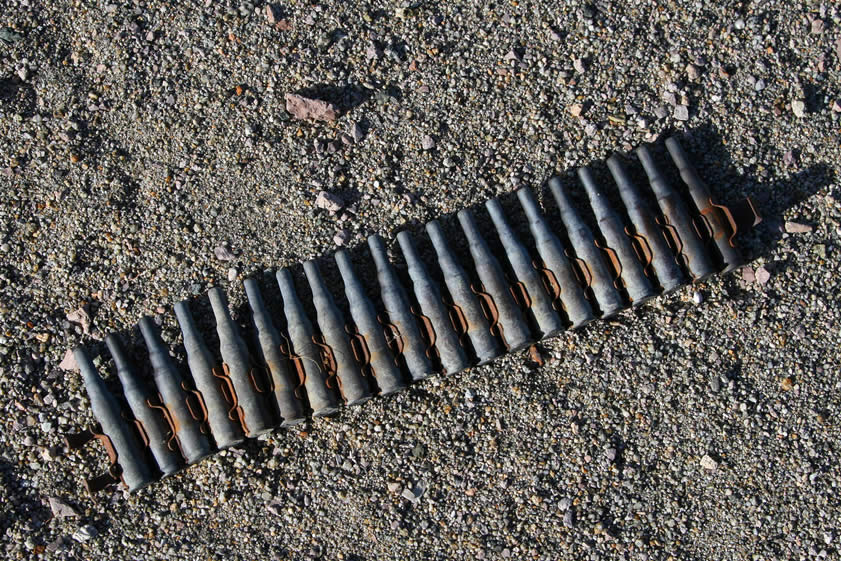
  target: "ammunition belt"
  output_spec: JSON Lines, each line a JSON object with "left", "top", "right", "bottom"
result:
{"left": 65, "top": 136, "right": 761, "bottom": 494}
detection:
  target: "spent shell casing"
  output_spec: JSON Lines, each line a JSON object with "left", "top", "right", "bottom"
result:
{"left": 577, "top": 166, "right": 657, "bottom": 306}
{"left": 174, "top": 300, "right": 246, "bottom": 447}
{"left": 636, "top": 145, "right": 716, "bottom": 281}
{"left": 208, "top": 287, "right": 275, "bottom": 436}
{"left": 105, "top": 333, "right": 182, "bottom": 476}
{"left": 485, "top": 198, "right": 565, "bottom": 338}
{"left": 242, "top": 279, "right": 306, "bottom": 426}
{"left": 547, "top": 178, "right": 625, "bottom": 318}
{"left": 457, "top": 209, "right": 532, "bottom": 351}
{"left": 426, "top": 220, "right": 501, "bottom": 364}
{"left": 396, "top": 230, "right": 469, "bottom": 374}
{"left": 303, "top": 260, "right": 372, "bottom": 406}
{"left": 138, "top": 316, "right": 212, "bottom": 465}
{"left": 276, "top": 268, "right": 339, "bottom": 417}
{"left": 334, "top": 249, "right": 406, "bottom": 395}
{"left": 606, "top": 154, "right": 685, "bottom": 293}
{"left": 75, "top": 346, "right": 154, "bottom": 492}
{"left": 368, "top": 234, "right": 435, "bottom": 381}
{"left": 515, "top": 187, "right": 594, "bottom": 328}
{"left": 665, "top": 136, "right": 743, "bottom": 273}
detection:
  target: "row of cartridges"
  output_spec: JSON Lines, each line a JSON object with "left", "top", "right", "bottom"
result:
{"left": 66, "top": 136, "right": 760, "bottom": 493}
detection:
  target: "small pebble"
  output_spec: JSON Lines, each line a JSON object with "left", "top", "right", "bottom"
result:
{"left": 685, "top": 63, "right": 700, "bottom": 81}
{"left": 784, "top": 221, "right": 813, "bottom": 233}
{"left": 700, "top": 454, "right": 718, "bottom": 471}
{"left": 563, "top": 508, "right": 575, "bottom": 528}
{"left": 315, "top": 191, "right": 344, "bottom": 212}
{"left": 351, "top": 122, "right": 365, "bottom": 143}
{"left": 214, "top": 245, "right": 235, "bottom": 261}
{"left": 741, "top": 267, "right": 755, "bottom": 282}
{"left": 72, "top": 524, "right": 98, "bottom": 543}
{"left": 48, "top": 497, "right": 79, "bottom": 519}
{"left": 333, "top": 229, "right": 350, "bottom": 246}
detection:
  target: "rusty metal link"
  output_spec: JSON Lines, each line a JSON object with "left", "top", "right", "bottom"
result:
{"left": 212, "top": 363, "right": 249, "bottom": 436}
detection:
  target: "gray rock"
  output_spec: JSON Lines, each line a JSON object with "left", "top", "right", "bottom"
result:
{"left": 563, "top": 508, "right": 575, "bottom": 527}
{"left": 333, "top": 229, "right": 350, "bottom": 246}
{"left": 266, "top": 500, "right": 283, "bottom": 516}
{"left": 700, "top": 454, "right": 718, "bottom": 471}
{"left": 48, "top": 497, "right": 79, "bottom": 519}
{"left": 66, "top": 308, "right": 91, "bottom": 334}
{"left": 783, "top": 150, "right": 798, "bottom": 167}
{"left": 58, "top": 349, "right": 78, "bottom": 371}
{"left": 741, "top": 267, "right": 755, "bottom": 282}
{"left": 792, "top": 100, "right": 806, "bottom": 118}
{"left": 421, "top": 135, "right": 435, "bottom": 150}
{"left": 685, "top": 63, "right": 700, "bottom": 81}
{"left": 674, "top": 104, "right": 690, "bottom": 121}
{"left": 72, "top": 524, "right": 98, "bottom": 543}
{"left": 265, "top": 4, "right": 279, "bottom": 24}
{"left": 315, "top": 191, "right": 344, "bottom": 212}
{"left": 214, "top": 245, "right": 235, "bottom": 261}
{"left": 755, "top": 266, "right": 771, "bottom": 284}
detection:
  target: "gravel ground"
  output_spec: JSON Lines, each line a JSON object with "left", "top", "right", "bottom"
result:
{"left": 2, "top": 1, "right": 840, "bottom": 560}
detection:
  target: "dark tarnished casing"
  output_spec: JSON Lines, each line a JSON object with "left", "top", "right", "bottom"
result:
{"left": 138, "top": 317, "right": 212, "bottom": 465}
{"left": 577, "top": 166, "right": 656, "bottom": 306}
{"left": 665, "top": 136, "right": 744, "bottom": 273}
{"left": 75, "top": 346, "right": 154, "bottom": 492}
{"left": 547, "top": 178, "right": 625, "bottom": 318}
{"left": 276, "top": 268, "right": 339, "bottom": 417}
{"left": 334, "top": 249, "right": 406, "bottom": 394}
{"left": 207, "top": 287, "right": 275, "bottom": 436}
{"left": 368, "top": 234, "right": 435, "bottom": 381}
{"left": 457, "top": 209, "right": 532, "bottom": 351}
{"left": 303, "top": 260, "right": 372, "bottom": 406}
{"left": 515, "top": 187, "right": 594, "bottom": 328}
{"left": 636, "top": 145, "right": 716, "bottom": 281}
{"left": 606, "top": 154, "right": 685, "bottom": 293}
{"left": 175, "top": 299, "right": 247, "bottom": 446}
{"left": 485, "top": 198, "right": 565, "bottom": 338}
{"left": 243, "top": 279, "right": 306, "bottom": 426}
{"left": 105, "top": 333, "right": 182, "bottom": 476}
{"left": 426, "top": 220, "right": 502, "bottom": 364}
{"left": 396, "top": 230, "right": 469, "bottom": 374}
